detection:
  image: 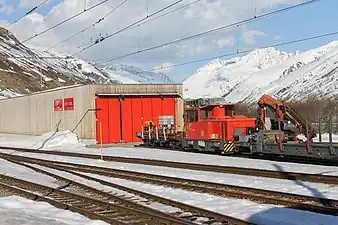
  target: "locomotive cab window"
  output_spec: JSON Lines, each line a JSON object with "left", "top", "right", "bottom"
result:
{"left": 225, "top": 105, "right": 234, "bottom": 116}
{"left": 185, "top": 109, "right": 198, "bottom": 122}
{"left": 200, "top": 108, "right": 210, "bottom": 119}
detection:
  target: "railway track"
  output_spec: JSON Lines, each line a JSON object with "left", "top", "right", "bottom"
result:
{"left": 134, "top": 144, "right": 338, "bottom": 167}
{"left": 1, "top": 157, "right": 255, "bottom": 225}
{"left": 2, "top": 153, "right": 338, "bottom": 217}
{"left": 0, "top": 174, "right": 192, "bottom": 225}
{"left": 0, "top": 147, "right": 337, "bottom": 185}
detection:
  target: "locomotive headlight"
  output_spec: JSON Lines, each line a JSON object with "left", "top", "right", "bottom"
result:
{"left": 213, "top": 142, "right": 220, "bottom": 147}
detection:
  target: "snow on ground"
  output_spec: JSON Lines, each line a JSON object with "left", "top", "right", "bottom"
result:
{"left": 0, "top": 158, "right": 60, "bottom": 188}
{"left": 32, "top": 164, "right": 181, "bottom": 214}
{"left": 313, "top": 133, "right": 338, "bottom": 142}
{"left": 1, "top": 149, "right": 338, "bottom": 201}
{"left": 0, "top": 131, "right": 337, "bottom": 176}
{"left": 31, "top": 164, "right": 338, "bottom": 225}
{"left": 0, "top": 157, "right": 107, "bottom": 224}
{"left": 0, "top": 130, "right": 85, "bottom": 150}
{"left": 85, "top": 173, "right": 338, "bottom": 225}
{"left": 0, "top": 131, "right": 337, "bottom": 224}
{"left": 0, "top": 196, "right": 108, "bottom": 225}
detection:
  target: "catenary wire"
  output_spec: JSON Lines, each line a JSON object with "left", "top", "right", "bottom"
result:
{"left": 71, "top": 0, "right": 185, "bottom": 56}
{"left": 148, "top": 30, "right": 338, "bottom": 72}
{"left": 95, "top": 0, "right": 319, "bottom": 64}
{"left": 5, "top": 0, "right": 49, "bottom": 28}
{"left": 45, "top": 0, "right": 128, "bottom": 52}
{"left": 21, "top": 0, "right": 111, "bottom": 43}
{"left": 76, "top": 0, "right": 202, "bottom": 50}
{"left": 4, "top": 30, "right": 338, "bottom": 62}
{"left": 135, "top": 0, "right": 202, "bottom": 28}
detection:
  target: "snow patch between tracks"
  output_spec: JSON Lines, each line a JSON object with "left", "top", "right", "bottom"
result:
{"left": 0, "top": 196, "right": 108, "bottom": 225}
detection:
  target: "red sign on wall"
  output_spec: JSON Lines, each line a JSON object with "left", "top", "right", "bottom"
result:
{"left": 64, "top": 97, "right": 74, "bottom": 110}
{"left": 54, "top": 99, "right": 63, "bottom": 111}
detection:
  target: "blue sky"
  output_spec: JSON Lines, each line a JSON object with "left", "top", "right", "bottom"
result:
{"left": 1, "top": 0, "right": 338, "bottom": 82}
{"left": 0, "top": 0, "right": 60, "bottom": 19}
{"left": 171, "top": 0, "right": 338, "bottom": 81}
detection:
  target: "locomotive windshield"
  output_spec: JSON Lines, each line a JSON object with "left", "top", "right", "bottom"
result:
{"left": 225, "top": 105, "right": 234, "bottom": 116}
{"left": 185, "top": 109, "right": 198, "bottom": 122}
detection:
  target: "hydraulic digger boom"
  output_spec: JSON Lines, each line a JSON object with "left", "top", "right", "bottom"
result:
{"left": 257, "top": 94, "right": 317, "bottom": 141}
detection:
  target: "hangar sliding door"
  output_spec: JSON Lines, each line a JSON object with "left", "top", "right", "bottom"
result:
{"left": 96, "top": 95, "right": 176, "bottom": 144}
{"left": 122, "top": 96, "right": 176, "bottom": 142}
{"left": 95, "top": 96, "right": 121, "bottom": 144}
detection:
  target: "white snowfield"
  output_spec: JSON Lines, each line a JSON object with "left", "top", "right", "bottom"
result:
{"left": 0, "top": 196, "right": 108, "bottom": 225}
{"left": 0, "top": 154, "right": 108, "bottom": 224}
{"left": 0, "top": 158, "right": 60, "bottom": 188}
{"left": 33, "top": 165, "right": 338, "bottom": 225}
{"left": 183, "top": 40, "right": 338, "bottom": 102}
{"left": 1, "top": 131, "right": 338, "bottom": 225}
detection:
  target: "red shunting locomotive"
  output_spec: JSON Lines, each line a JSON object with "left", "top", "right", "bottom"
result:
{"left": 137, "top": 99, "right": 256, "bottom": 154}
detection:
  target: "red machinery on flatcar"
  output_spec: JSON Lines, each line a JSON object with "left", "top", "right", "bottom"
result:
{"left": 136, "top": 95, "right": 338, "bottom": 161}
{"left": 137, "top": 98, "right": 256, "bottom": 154}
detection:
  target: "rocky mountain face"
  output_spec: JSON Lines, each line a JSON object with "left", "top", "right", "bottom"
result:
{"left": 0, "top": 27, "right": 174, "bottom": 98}
{"left": 183, "top": 41, "right": 338, "bottom": 103}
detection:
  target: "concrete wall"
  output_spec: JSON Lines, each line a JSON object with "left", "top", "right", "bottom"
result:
{"left": 0, "top": 85, "right": 94, "bottom": 138}
{"left": 0, "top": 84, "right": 183, "bottom": 140}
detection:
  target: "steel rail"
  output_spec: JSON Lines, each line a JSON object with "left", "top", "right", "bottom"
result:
{"left": 0, "top": 182, "right": 126, "bottom": 224}
{"left": 134, "top": 144, "right": 338, "bottom": 166}
{"left": 0, "top": 147, "right": 337, "bottom": 184}
{"left": 49, "top": 162, "right": 338, "bottom": 216}
{"left": 1, "top": 153, "right": 338, "bottom": 217}
{"left": 0, "top": 174, "right": 190, "bottom": 225}
{"left": 2, "top": 156, "right": 256, "bottom": 225}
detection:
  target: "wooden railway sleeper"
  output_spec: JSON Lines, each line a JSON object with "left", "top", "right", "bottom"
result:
{"left": 1, "top": 174, "right": 188, "bottom": 224}
{"left": 3, "top": 157, "right": 256, "bottom": 225}
{"left": 60, "top": 164, "right": 338, "bottom": 212}
{"left": 0, "top": 182, "right": 129, "bottom": 225}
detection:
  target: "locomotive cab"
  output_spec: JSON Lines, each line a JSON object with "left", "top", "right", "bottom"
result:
{"left": 184, "top": 104, "right": 235, "bottom": 122}
{"left": 184, "top": 104, "right": 255, "bottom": 141}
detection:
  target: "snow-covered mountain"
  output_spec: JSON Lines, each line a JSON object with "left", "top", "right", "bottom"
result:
{"left": 0, "top": 27, "right": 173, "bottom": 98}
{"left": 98, "top": 64, "right": 174, "bottom": 84}
{"left": 183, "top": 41, "right": 338, "bottom": 103}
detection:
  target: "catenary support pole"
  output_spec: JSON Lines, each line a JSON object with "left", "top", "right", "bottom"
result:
{"left": 329, "top": 118, "right": 333, "bottom": 151}
{"left": 306, "top": 120, "right": 311, "bottom": 153}
{"left": 319, "top": 117, "right": 322, "bottom": 143}
{"left": 278, "top": 118, "right": 283, "bottom": 152}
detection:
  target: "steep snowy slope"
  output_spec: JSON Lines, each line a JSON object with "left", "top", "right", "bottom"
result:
{"left": 183, "top": 40, "right": 338, "bottom": 103}
{"left": 98, "top": 64, "right": 175, "bottom": 84}
{"left": 0, "top": 27, "right": 173, "bottom": 98}
{"left": 225, "top": 41, "right": 338, "bottom": 103}
{"left": 243, "top": 41, "right": 338, "bottom": 102}
{"left": 183, "top": 47, "right": 297, "bottom": 99}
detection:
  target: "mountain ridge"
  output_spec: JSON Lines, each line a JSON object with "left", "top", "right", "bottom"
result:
{"left": 183, "top": 40, "right": 338, "bottom": 103}
{"left": 0, "top": 27, "right": 174, "bottom": 98}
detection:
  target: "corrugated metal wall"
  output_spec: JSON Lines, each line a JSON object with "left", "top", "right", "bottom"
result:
{"left": 0, "top": 84, "right": 183, "bottom": 140}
